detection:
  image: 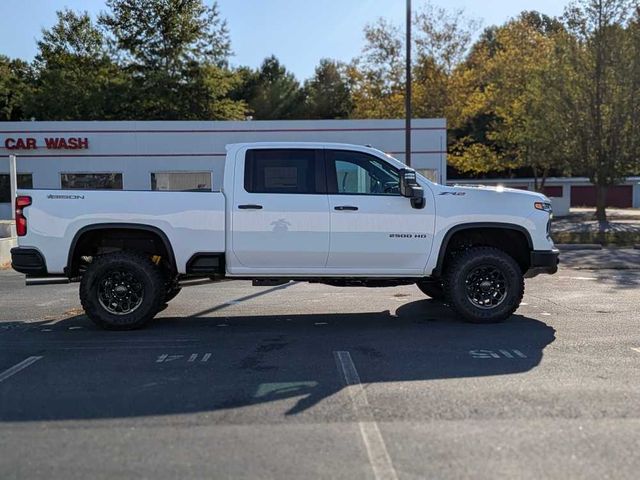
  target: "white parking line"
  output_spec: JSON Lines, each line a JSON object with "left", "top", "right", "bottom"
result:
{"left": 631, "top": 347, "right": 640, "bottom": 354}
{"left": 41, "top": 318, "right": 66, "bottom": 326}
{"left": 334, "top": 351, "right": 398, "bottom": 480}
{"left": 0, "top": 356, "right": 43, "bottom": 383}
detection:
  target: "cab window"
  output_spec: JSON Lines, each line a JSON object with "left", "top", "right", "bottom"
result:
{"left": 244, "top": 149, "right": 324, "bottom": 194}
{"left": 326, "top": 150, "right": 400, "bottom": 195}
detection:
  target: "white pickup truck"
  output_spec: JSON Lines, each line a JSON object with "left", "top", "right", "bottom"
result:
{"left": 11, "top": 142, "right": 558, "bottom": 329}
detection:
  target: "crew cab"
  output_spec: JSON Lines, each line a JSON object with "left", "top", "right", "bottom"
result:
{"left": 11, "top": 142, "right": 559, "bottom": 329}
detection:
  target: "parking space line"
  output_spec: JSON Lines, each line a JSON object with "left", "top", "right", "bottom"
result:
{"left": 0, "top": 356, "right": 43, "bottom": 383}
{"left": 631, "top": 347, "right": 640, "bottom": 354}
{"left": 41, "top": 318, "right": 66, "bottom": 326}
{"left": 334, "top": 351, "right": 398, "bottom": 480}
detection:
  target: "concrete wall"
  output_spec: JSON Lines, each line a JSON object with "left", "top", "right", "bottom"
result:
{"left": 0, "top": 204, "right": 10, "bottom": 220}
{"left": 0, "top": 221, "right": 15, "bottom": 238}
{"left": 0, "top": 236, "right": 16, "bottom": 265}
{"left": 550, "top": 185, "right": 571, "bottom": 217}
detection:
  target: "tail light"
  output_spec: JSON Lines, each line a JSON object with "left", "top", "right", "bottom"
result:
{"left": 15, "top": 196, "right": 31, "bottom": 237}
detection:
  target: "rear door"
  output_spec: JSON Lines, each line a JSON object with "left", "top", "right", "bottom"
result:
{"left": 325, "top": 149, "right": 434, "bottom": 274}
{"left": 231, "top": 148, "right": 330, "bottom": 270}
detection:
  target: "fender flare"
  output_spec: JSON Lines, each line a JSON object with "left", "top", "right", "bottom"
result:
{"left": 66, "top": 223, "right": 177, "bottom": 276}
{"left": 433, "top": 222, "right": 533, "bottom": 276}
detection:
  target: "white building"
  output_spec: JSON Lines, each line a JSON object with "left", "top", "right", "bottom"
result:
{"left": 450, "top": 177, "right": 640, "bottom": 216}
{"left": 0, "top": 118, "right": 446, "bottom": 220}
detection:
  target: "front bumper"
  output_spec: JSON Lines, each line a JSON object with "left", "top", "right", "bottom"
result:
{"left": 526, "top": 248, "right": 560, "bottom": 277}
{"left": 11, "top": 247, "right": 47, "bottom": 275}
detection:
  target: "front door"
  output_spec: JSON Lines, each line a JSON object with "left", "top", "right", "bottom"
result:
{"left": 325, "top": 149, "right": 434, "bottom": 274}
{"left": 231, "top": 148, "right": 330, "bottom": 271}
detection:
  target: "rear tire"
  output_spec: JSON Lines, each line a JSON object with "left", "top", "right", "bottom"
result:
{"left": 80, "top": 251, "right": 165, "bottom": 330}
{"left": 416, "top": 279, "right": 445, "bottom": 300}
{"left": 444, "top": 246, "right": 524, "bottom": 324}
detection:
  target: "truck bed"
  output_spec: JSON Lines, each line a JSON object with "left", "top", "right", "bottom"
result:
{"left": 17, "top": 189, "right": 226, "bottom": 274}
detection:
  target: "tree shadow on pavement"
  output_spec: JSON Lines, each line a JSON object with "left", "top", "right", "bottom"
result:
{"left": 0, "top": 299, "right": 555, "bottom": 422}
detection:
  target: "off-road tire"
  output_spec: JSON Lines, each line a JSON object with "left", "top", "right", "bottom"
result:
{"left": 80, "top": 251, "right": 165, "bottom": 330}
{"left": 444, "top": 246, "right": 524, "bottom": 324}
{"left": 416, "top": 280, "right": 445, "bottom": 300}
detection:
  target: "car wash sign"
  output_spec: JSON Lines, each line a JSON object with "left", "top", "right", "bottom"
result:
{"left": 3, "top": 137, "right": 89, "bottom": 150}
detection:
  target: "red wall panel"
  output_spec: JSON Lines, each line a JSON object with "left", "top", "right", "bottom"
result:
{"left": 570, "top": 185, "right": 632, "bottom": 208}
{"left": 543, "top": 186, "right": 563, "bottom": 198}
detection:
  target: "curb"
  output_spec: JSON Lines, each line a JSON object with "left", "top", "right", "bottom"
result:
{"left": 556, "top": 244, "right": 603, "bottom": 251}
{"left": 0, "top": 236, "right": 17, "bottom": 265}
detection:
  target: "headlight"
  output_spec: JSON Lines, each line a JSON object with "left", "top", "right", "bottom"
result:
{"left": 534, "top": 201, "right": 553, "bottom": 214}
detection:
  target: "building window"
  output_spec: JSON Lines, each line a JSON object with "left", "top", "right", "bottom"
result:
{"left": 151, "top": 172, "right": 212, "bottom": 191}
{"left": 416, "top": 169, "right": 439, "bottom": 183}
{"left": 244, "top": 149, "right": 320, "bottom": 194}
{"left": 0, "top": 174, "right": 33, "bottom": 203}
{"left": 61, "top": 173, "right": 123, "bottom": 190}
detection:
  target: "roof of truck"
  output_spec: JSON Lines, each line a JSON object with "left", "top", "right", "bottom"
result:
{"left": 226, "top": 141, "right": 383, "bottom": 150}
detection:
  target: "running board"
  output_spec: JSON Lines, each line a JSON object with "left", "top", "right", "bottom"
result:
{"left": 252, "top": 278, "right": 290, "bottom": 287}
{"left": 25, "top": 276, "right": 70, "bottom": 286}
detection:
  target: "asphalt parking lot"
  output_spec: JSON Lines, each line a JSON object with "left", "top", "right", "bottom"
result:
{"left": 0, "top": 256, "right": 639, "bottom": 479}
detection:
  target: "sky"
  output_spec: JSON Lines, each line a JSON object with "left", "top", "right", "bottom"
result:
{"left": 0, "top": 0, "right": 569, "bottom": 81}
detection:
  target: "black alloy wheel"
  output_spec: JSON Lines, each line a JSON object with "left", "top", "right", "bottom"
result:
{"left": 464, "top": 265, "right": 507, "bottom": 309}
{"left": 80, "top": 251, "right": 165, "bottom": 330}
{"left": 444, "top": 246, "right": 524, "bottom": 323}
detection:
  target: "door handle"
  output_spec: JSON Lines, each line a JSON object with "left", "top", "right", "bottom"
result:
{"left": 238, "top": 204, "right": 263, "bottom": 210}
{"left": 334, "top": 206, "right": 358, "bottom": 211}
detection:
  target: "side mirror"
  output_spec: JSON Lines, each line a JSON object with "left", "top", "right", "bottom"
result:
{"left": 399, "top": 168, "right": 425, "bottom": 209}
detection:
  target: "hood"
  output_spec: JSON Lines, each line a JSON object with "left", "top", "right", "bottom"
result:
{"left": 448, "top": 184, "right": 549, "bottom": 201}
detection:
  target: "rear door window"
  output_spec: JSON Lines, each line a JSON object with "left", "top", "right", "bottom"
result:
{"left": 244, "top": 149, "right": 325, "bottom": 194}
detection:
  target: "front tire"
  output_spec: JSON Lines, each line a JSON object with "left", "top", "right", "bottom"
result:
{"left": 444, "top": 246, "right": 524, "bottom": 324}
{"left": 80, "top": 251, "right": 165, "bottom": 330}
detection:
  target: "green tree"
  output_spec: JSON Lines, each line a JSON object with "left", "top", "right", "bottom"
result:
{"left": 350, "top": 3, "right": 478, "bottom": 119}
{"left": 561, "top": 0, "right": 639, "bottom": 221}
{"left": 101, "top": 0, "right": 231, "bottom": 68}
{"left": 413, "top": 2, "right": 480, "bottom": 118}
{"left": 99, "top": 0, "right": 243, "bottom": 119}
{"left": 25, "top": 9, "right": 125, "bottom": 120}
{"left": 303, "top": 59, "right": 352, "bottom": 119}
{"left": 238, "top": 56, "right": 304, "bottom": 120}
{"left": 180, "top": 62, "right": 246, "bottom": 120}
{"left": 349, "top": 18, "right": 405, "bottom": 118}
{"left": 448, "top": 13, "right": 573, "bottom": 188}
{"left": 0, "top": 56, "right": 31, "bottom": 121}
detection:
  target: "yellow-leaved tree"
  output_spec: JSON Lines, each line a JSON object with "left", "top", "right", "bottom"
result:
{"left": 448, "top": 12, "right": 573, "bottom": 190}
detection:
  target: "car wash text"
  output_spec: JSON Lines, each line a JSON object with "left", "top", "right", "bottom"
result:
{"left": 3, "top": 137, "right": 89, "bottom": 150}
